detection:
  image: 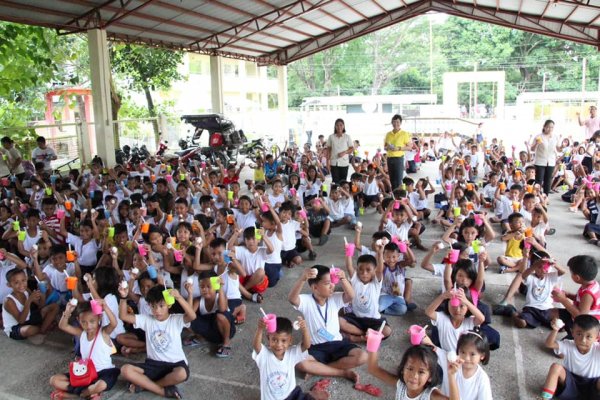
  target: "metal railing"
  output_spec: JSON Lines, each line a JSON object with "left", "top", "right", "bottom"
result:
{"left": 403, "top": 117, "right": 480, "bottom": 136}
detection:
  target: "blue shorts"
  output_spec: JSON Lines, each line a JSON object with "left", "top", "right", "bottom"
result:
{"left": 342, "top": 313, "right": 388, "bottom": 334}
{"left": 136, "top": 358, "right": 189, "bottom": 382}
{"left": 228, "top": 298, "right": 243, "bottom": 312}
{"left": 520, "top": 306, "right": 553, "bottom": 328}
{"left": 190, "top": 312, "right": 236, "bottom": 343}
{"left": 8, "top": 307, "right": 42, "bottom": 340}
{"left": 308, "top": 340, "right": 358, "bottom": 364}
{"left": 66, "top": 367, "right": 120, "bottom": 394}
{"left": 557, "top": 369, "right": 600, "bottom": 400}
{"left": 281, "top": 249, "right": 300, "bottom": 265}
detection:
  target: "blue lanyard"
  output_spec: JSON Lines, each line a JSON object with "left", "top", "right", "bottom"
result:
{"left": 313, "top": 295, "right": 328, "bottom": 324}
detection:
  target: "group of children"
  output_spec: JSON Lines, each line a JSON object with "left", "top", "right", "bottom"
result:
{"left": 0, "top": 131, "right": 598, "bottom": 400}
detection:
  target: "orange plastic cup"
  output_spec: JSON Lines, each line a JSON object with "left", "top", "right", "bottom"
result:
{"left": 226, "top": 214, "right": 234, "bottom": 224}
{"left": 525, "top": 227, "right": 533, "bottom": 238}
{"left": 466, "top": 183, "right": 474, "bottom": 191}
{"left": 66, "top": 276, "right": 78, "bottom": 290}
{"left": 66, "top": 251, "right": 76, "bottom": 262}
{"left": 213, "top": 187, "right": 220, "bottom": 195}
{"left": 512, "top": 201, "right": 521, "bottom": 211}
{"left": 499, "top": 182, "right": 506, "bottom": 191}
{"left": 166, "top": 214, "right": 173, "bottom": 222}
{"left": 141, "top": 223, "right": 150, "bottom": 233}
{"left": 526, "top": 185, "right": 534, "bottom": 193}
{"left": 515, "top": 170, "right": 522, "bottom": 179}
{"left": 64, "top": 201, "right": 72, "bottom": 211}
{"left": 150, "top": 174, "right": 156, "bottom": 183}
{"left": 466, "top": 202, "right": 474, "bottom": 211}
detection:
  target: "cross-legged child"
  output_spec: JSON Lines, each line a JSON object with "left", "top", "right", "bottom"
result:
{"left": 340, "top": 242, "right": 391, "bottom": 343}
{"left": 118, "top": 285, "right": 196, "bottom": 398}
{"left": 288, "top": 266, "right": 366, "bottom": 382}
{"left": 49, "top": 300, "right": 120, "bottom": 399}
{"left": 540, "top": 314, "right": 600, "bottom": 400}
{"left": 252, "top": 316, "right": 327, "bottom": 400}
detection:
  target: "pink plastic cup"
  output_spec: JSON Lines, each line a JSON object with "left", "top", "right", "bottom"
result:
{"left": 138, "top": 243, "right": 147, "bottom": 256}
{"left": 329, "top": 267, "right": 340, "bottom": 284}
{"left": 298, "top": 209, "right": 307, "bottom": 219}
{"left": 261, "top": 203, "right": 269, "bottom": 212}
{"left": 445, "top": 182, "right": 453, "bottom": 192}
{"left": 344, "top": 243, "right": 355, "bottom": 257}
{"left": 366, "top": 328, "right": 384, "bottom": 352}
{"left": 173, "top": 250, "right": 183, "bottom": 262}
{"left": 0, "top": 177, "right": 8, "bottom": 186}
{"left": 289, "top": 188, "right": 297, "bottom": 197}
{"left": 448, "top": 249, "right": 460, "bottom": 263}
{"left": 165, "top": 175, "right": 173, "bottom": 183}
{"left": 393, "top": 200, "right": 400, "bottom": 209}
{"left": 524, "top": 241, "right": 532, "bottom": 250}
{"left": 450, "top": 295, "right": 461, "bottom": 307}
{"left": 398, "top": 241, "right": 407, "bottom": 253}
{"left": 264, "top": 313, "right": 277, "bottom": 333}
{"left": 473, "top": 214, "right": 483, "bottom": 226}
{"left": 56, "top": 209, "right": 65, "bottom": 219}
{"left": 409, "top": 325, "right": 426, "bottom": 345}
{"left": 90, "top": 299, "right": 103, "bottom": 315}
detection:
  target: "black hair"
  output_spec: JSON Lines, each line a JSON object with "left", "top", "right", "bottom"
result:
{"left": 41, "top": 197, "right": 57, "bottom": 206}
{"left": 567, "top": 255, "right": 598, "bottom": 282}
{"left": 357, "top": 254, "right": 377, "bottom": 267}
{"left": 243, "top": 226, "right": 258, "bottom": 240}
{"left": 93, "top": 267, "right": 119, "bottom": 298}
{"left": 114, "top": 223, "right": 128, "bottom": 236}
{"left": 209, "top": 237, "right": 227, "bottom": 249}
{"left": 402, "top": 177, "right": 414, "bottom": 186}
{"left": 274, "top": 317, "right": 293, "bottom": 335}
{"left": 6, "top": 268, "right": 26, "bottom": 283}
{"left": 176, "top": 221, "right": 192, "bottom": 234}
{"left": 74, "top": 301, "right": 94, "bottom": 319}
{"left": 51, "top": 244, "right": 67, "bottom": 256}
{"left": 372, "top": 231, "right": 392, "bottom": 241}
{"left": 443, "top": 284, "right": 474, "bottom": 317}
{"left": 456, "top": 327, "right": 490, "bottom": 365}
{"left": 279, "top": 201, "right": 295, "bottom": 212}
{"left": 175, "top": 197, "right": 188, "bottom": 207}
{"left": 509, "top": 184, "right": 523, "bottom": 192}
{"left": 451, "top": 259, "right": 477, "bottom": 285}
{"left": 145, "top": 285, "right": 166, "bottom": 305}
{"left": 507, "top": 213, "right": 523, "bottom": 224}
{"left": 307, "top": 265, "right": 330, "bottom": 286}
{"left": 457, "top": 218, "right": 484, "bottom": 242}
{"left": 137, "top": 271, "right": 157, "bottom": 284}
{"left": 451, "top": 241, "right": 468, "bottom": 253}
{"left": 573, "top": 314, "right": 600, "bottom": 331}
{"left": 391, "top": 114, "right": 403, "bottom": 123}
{"left": 397, "top": 345, "right": 439, "bottom": 388}
{"left": 333, "top": 118, "right": 346, "bottom": 133}
{"left": 26, "top": 208, "right": 41, "bottom": 219}
{"left": 383, "top": 243, "right": 400, "bottom": 253}
{"left": 198, "top": 270, "right": 218, "bottom": 280}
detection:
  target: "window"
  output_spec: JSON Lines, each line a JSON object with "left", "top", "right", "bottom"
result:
{"left": 189, "top": 56, "right": 204, "bottom": 75}
{"left": 224, "top": 63, "right": 239, "bottom": 77}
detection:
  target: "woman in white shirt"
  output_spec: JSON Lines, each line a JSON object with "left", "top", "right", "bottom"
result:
{"left": 530, "top": 120, "right": 558, "bottom": 195}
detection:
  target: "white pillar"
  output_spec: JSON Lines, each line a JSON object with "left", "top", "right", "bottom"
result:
{"left": 87, "top": 29, "right": 116, "bottom": 166}
{"left": 210, "top": 55, "right": 224, "bottom": 114}
{"left": 277, "top": 65, "right": 288, "bottom": 141}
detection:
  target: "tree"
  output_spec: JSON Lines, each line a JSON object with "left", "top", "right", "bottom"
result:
{"left": 111, "top": 44, "right": 184, "bottom": 139}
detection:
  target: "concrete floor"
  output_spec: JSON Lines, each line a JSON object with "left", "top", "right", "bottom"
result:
{"left": 1, "top": 162, "right": 599, "bottom": 400}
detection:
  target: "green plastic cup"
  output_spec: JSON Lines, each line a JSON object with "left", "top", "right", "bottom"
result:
{"left": 17, "top": 230, "right": 26, "bottom": 241}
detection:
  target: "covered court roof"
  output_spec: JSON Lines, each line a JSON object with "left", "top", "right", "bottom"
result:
{"left": 0, "top": 0, "right": 599, "bottom": 65}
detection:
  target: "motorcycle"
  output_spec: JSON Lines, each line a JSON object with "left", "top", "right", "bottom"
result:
{"left": 238, "top": 136, "right": 273, "bottom": 157}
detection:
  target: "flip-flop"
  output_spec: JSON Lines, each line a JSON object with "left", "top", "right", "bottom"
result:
{"left": 251, "top": 293, "right": 263, "bottom": 303}
{"left": 311, "top": 379, "right": 331, "bottom": 392}
{"left": 235, "top": 314, "right": 245, "bottom": 325}
{"left": 354, "top": 383, "right": 383, "bottom": 397}
{"left": 50, "top": 390, "right": 66, "bottom": 400}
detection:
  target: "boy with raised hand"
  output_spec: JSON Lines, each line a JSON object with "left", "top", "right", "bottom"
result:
{"left": 288, "top": 265, "right": 366, "bottom": 383}
{"left": 253, "top": 316, "right": 327, "bottom": 400}
{"left": 541, "top": 314, "right": 600, "bottom": 399}
{"left": 118, "top": 285, "right": 196, "bottom": 399}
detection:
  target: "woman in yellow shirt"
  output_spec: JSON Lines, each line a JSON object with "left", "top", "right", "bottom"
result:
{"left": 383, "top": 114, "right": 414, "bottom": 190}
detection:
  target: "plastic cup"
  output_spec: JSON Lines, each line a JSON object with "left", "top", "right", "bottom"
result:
{"left": 473, "top": 214, "right": 483, "bottom": 226}
{"left": 499, "top": 182, "right": 506, "bottom": 191}
{"left": 107, "top": 227, "right": 115, "bottom": 238}
{"left": 289, "top": 187, "right": 297, "bottom": 197}
{"left": 359, "top": 207, "right": 365, "bottom": 215}
{"left": 210, "top": 276, "right": 221, "bottom": 291}
{"left": 409, "top": 325, "right": 426, "bottom": 345}
{"left": 64, "top": 201, "right": 72, "bottom": 211}
{"left": 147, "top": 265, "right": 157, "bottom": 279}
{"left": 542, "top": 262, "right": 551, "bottom": 273}
{"left": 12, "top": 221, "right": 19, "bottom": 231}
{"left": 180, "top": 173, "right": 186, "bottom": 182}
{"left": 453, "top": 207, "right": 461, "bottom": 217}
{"left": 298, "top": 209, "right": 307, "bottom": 219}
{"left": 261, "top": 203, "right": 269, "bottom": 212}
{"left": 165, "top": 174, "right": 173, "bottom": 183}
{"left": 66, "top": 250, "right": 76, "bottom": 262}
{"left": 0, "top": 177, "right": 8, "bottom": 186}
{"left": 524, "top": 241, "right": 532, "bottom": 250}
{"left": 17, "top": 230, "right": 26, "bottom": 241}
{"left": 512, "top": 201, "right": 520, "bottom": 212}
{"left": 472, "top": 240, "right": 481, "bottom": 254}
{"left": 138, "top": 243, "right": 147, "bottom": 256}
{"left": 162, "top": 289, "right": 176, "bottom": 306}
{"left": 366, "top": 328, "right": 384, "bottom": 352}
{"left": 173, "top": 250, "right": 183, "bottom": 262}
{"left": 345, "top": 243, "right": 355, "bottom": 257}
{"left": 448, "top": 249, "right": 460, "bottom": 263}
{"left": 226, "top": 214, "right": 234, "bottom": 224}
{"left": 264, "top": 313, "right": 277, "bottom": 333}
{"left": 66, "top": 276, "right": 78, "bottom": 290}
{"left": 56, "top": 209, "right": 65, "bottom": 219}
{"left": 466, "top": 183, "right": 474, "bottom": 191}
{"left": 150, "top": 174, "right": 156, "bottom": 183}
{"left": 329, "top": 267, "right": 340, "bottom": 284}
{"left": 45, "top": 188, "right": 52, "bottom": 196}
{"left": 398, "top": 241, "right": 407, "bottom": 253}
{"left": 38, "top": 281, "right": 47, "bottom": 294}
{"left": 321, "top": 184, "right": 328, "bottom": 193}
{"left": 393, "top": 200, "right": 400, "bottom": 209}
{"left": 141, "top": 223, "right": 150, "bottom": 234}
{"left": 255, "top": 228, "right": 262, "bottom": 241}
{"left": 227, "top": 190, "right": 234, "bottom": 200}
{"left": 90, "top": 299, "right": 103, "bottom": 315}
{"left": 525, "top": 227, "right": 533, "bottom": 238}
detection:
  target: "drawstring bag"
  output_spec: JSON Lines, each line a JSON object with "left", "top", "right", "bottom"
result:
{"left": 69, "top": 329, "right": 99, "bottom": 387}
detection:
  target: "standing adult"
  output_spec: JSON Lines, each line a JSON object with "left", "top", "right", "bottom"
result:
{"left": 325, "top": 118, "right": 353, "bottom": 184}
{"left": 530, "top": 120, "right": 558, "bottom": 195}
{"left": 384, "top": 114, "right": 413, "bottom": 191}
{"left": 31, "top": 136, "right": 57, "bottom": 175}
{"left": 577, "top": 105, "right": 600, "bottom": 141}
{"left": 0, "top": 137, "right": 25, "bottom": 183}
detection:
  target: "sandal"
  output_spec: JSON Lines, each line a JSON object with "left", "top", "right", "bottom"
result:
{"left": 251, "top": 293, "right": 263, "bottom": 303}
{"left": 235, "top": 313, "right": 246, "bottom": 325}
{"left": 50, "top": 390, "right": 66, "bottom": 400}
{"left": 589, "top": 239, "right": 599, "bottom": 245}
{"left": 128, "top": 383, "right": 143, "bottom": 394}
{"left": 354, "top": 383, "right": 383, "bottom": 397}
{"left": 216, "top": 345, "right": 232, "bottom": 358}
{"left": 311, "top": 379, "right": 331, "bottom": 392}
{"left": 164, "top": 385, "right": 182, "bottom": 399}
{"left": 88, "top": 394, "right": 102, "bottom": 400}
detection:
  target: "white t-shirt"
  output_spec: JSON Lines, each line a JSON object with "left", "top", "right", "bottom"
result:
{"left": 429, "top": 263, "right": 447, "bottom": 294}
{"left": 3, "top": 292, "right": 29, "bottom": 336}
{"left": 432, "top": 311, "right": 475, "bottom": 353}
{"left": 233, "top": 209, "right": 257, "bottom": 230}
{"left": 325, "top": 197, "right": 345, "bottom": 220}
{"left": 281, "top": 220, "right": 300, "bottom": 251}
{"left": 31, "top": 146, "right": 57, "bottom": 171}
{"left": 0, "top": 261, "right": 17, "bottom": 304}
{"left": 66, "top": 233, "right": 100, "bottom": 267}
{"left": 235, "top": 246, "right": 267, "bottom": 275}
{"left": 350, "top": 273, "right": 382, "bottom": 319}
{"left": 295, "top": 293, "right": 347, "bottom": 344}
{"left": 134, "top": 314, "right": 190, "bottom": 364}
{"left": 524, "top": 272, "right": 559, "bottom": 310}
{"left": 252, "top": 345, "right": 308, "bottom": 400}
{"left": 454, "top": 365, "right": 493, "bottom": 400}
{"left": 409, "top": 191, "right": 428, "bottom": 210}
{"left": 557, "top": 341, "right": 600, "bottom": 378}
{"left": 43, "top": 263, "right": 76, "bottom": 292}
{"left": 384, "top": 220, "right": 412, "bottom": 242}
{"left": 264, "top": 231, "right": 282, "bottom": 264}
{"left": 482, "top": 184, "right": 496, "bottom": 200}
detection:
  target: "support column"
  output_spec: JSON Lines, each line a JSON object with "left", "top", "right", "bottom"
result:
{"left": 210, "top": 55, "right": 224, "bottom": 114}
{"left": 277, "top": 65, "right": 289, "bottom": 141}
{"left": 87, "top": 29, "right": 115, "bottom": 166}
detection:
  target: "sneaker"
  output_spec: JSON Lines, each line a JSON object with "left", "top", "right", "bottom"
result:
{"left": 406, "top": 303, "right": 417, "bottom": 312}
{"left": 308, "top": 250, "right": 317, "bottom": 260}
{"left": 499, "top": 265, "right": 507, "bottom": 274}
{"left": 319, "top": 235, "right": 329, "bottom": 246}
